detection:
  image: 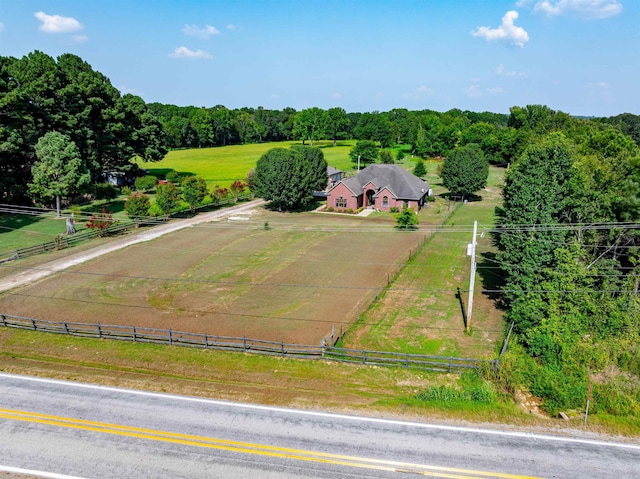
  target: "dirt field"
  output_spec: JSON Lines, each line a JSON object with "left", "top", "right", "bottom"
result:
{"left": 0, "top": 208, "right": 424, "bottom": 344}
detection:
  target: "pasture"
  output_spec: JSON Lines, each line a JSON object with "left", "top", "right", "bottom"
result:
{"left": 0, "top": 207, "right": 427, "bottom": 345}
{"left": 138, "top": 140, "right": 358, "bottom": 189}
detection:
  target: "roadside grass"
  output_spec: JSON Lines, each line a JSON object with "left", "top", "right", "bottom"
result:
{"left": 2, "top": 327, "right": 636, "bottom": 436}
{"left": 340, "top": 166, "right": 506, "bottom": 359}
{"left": 138, "top": 140, "right": 357, "bottom": 189}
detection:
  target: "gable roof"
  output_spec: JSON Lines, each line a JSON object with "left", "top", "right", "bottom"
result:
{"left": 327, "top": 166, "right": 343, "bottom": 176}
{"left": 331, "top": 164, "right": 430, "bottom": 200}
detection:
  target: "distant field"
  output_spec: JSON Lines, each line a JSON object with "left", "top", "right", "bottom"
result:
{"left": 0, "top": 208, "right": 426, "bottom": 345}
{"left": 138, "top": 140, "right": 357, "bottom": 189}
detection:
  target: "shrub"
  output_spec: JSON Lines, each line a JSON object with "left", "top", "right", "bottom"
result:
{"left": 155, "top": 182, "right": 181, "bottom": 215}
{"left": 165, "top": 170, "right": 181, "bottom": 184}
{"left": 135, "top": 175, "right": 158, "bottom": 192}
{"left": 121, "top": 186, "right": 132, "bottom": 196}
{"left": 346, "top": 208, "right": 353, "bottom": 214}
{"left": 212, "top": 185, "right": 229, "bottom": 204}
{"left": 396, "top": 206, "right": 419, "bottom": 229}
{"left": 230, "top": 180, "right": 247, "bottom": 201}
{"left": 125, "top": 192, "right": 150, "bottom": 218}
{"left": 390, "top": 206, "right": 399, "bottom": 213}
{"left": 379, "top": 150, "right": 394, "bottom": 164}
{"left": 85, "top": 208, "right": 118, "bottom": 237}
{"left": 396, "top": 149, "right": 405, "bottom": 162}
{"left": 181, "top": 176, "right": 208, "bottom": 212}
{"left": 93, "top": 183, "right": 118, "bottom": 201}
{"left": 326, "top": 206, "right": 334, "bottom": 212}
{"left": 413, "top": 159, "right": 427, "bottom": 178}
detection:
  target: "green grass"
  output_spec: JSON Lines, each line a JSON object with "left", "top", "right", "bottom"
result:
{"left": 0, "top": 213, "right": 88, "bottom": 255}
{"left": 138, "top": 140, "right": 357, "bottom": 189}
{"left": 341, "top": 166, "right": 507, "bottom": 358}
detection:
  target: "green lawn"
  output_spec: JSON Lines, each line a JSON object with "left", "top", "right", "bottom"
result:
{"left": 341, "top": 166, "right": 507, "bottom": 359}
{"left": 0, "top": 214, "right": 87, "bottom": 255}
{"left": 138, "top": 140, "right": 358, "bottom": 189}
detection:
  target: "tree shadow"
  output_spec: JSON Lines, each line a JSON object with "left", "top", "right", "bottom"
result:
{"left": 144, "top": 168, "right": 196, "bottom": 180}
{"left": 79, "top": 199, "right": 126, "bottom": 215}
{"left": 476, "top": 251, "right": 508, "bottom": 310}
{"left": 0, "top": 213, "right": 48, "bottom": 236}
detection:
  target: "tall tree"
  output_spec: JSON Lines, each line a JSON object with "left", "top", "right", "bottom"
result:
{"left": 349, "top": 140, "right": 379, "bottom": 167}
{"left": 323, "top": 107, "right": 351, "bottom": 146}
{"left": 293, "top": 107, "right": 325, "bottom": 145}
{"left": 253, "top": 146, "right": 327, "bottom": 211}
{"left": 29, "top": 132, "right": 90, "bottom": 216}
{"left": 440, "top": 143, "right": 488, "bottom": 200}
{"left": 181, "top": 176, "right": 208, "bottom": 212}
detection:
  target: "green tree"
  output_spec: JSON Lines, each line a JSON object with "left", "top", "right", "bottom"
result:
{"left": 230, "top": 180, "right": 247, "bottom": 201}
{"left": 125, "top": 192, "right": 151, "bottom": 219}
{"left": 379, "top": 150, "right": 394, "bottom": 164}
{"left": 349, "top": 140, "right": 379, "bottom": 167}
{"left": 440, "top": 143, "right": 488, "bottom": 200}
{"left": 413, "top": 159, "right": 427, "bottom": 178}
{"left": 155, "top": 182, "right": 181, "bottom": 215}
{"left": 181, "top": 176, "right": 208, "bottom": 212}
{"left": 253, "top": 147, "right": 327, "bottom": 211}
{"left": 29, "top": 132, "right": 90, "bottom": 216}
{"left": 290, "top": 145, "right": 329, "bottom": 192}
{"left": 293, "top": 107, "right": 325, "bottom": 145}
{"left": 396, "top": 206, "right": 419, "bottom": 229}
{"left": 323, "top": 107, "right": 350, "bottom": 146}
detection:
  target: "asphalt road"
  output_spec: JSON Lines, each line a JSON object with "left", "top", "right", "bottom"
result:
{"left": 0, "top": 373, "right": 638, "bottom": 479}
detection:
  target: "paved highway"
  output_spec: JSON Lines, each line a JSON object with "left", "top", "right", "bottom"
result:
{"left": 0, "top": 373, "right": 638, "bottom": 478}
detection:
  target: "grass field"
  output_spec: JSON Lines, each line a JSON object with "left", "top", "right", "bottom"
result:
{"left": 341, "top": 166, "right": 507, "bottom": 359}
{"left": 138, "top": 140, "right": 359, "bottom": 189}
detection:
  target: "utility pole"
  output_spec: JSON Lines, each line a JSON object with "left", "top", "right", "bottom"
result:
{"left": 357, "top": 155, "right": 361, "bottom": 171}
{"left": 466, "top": 220, "right": 478, "bottom": 332}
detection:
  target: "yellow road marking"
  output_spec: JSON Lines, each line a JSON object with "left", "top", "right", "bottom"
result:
{"left": 0, "top": 408, "right": 541, "bottom": 479}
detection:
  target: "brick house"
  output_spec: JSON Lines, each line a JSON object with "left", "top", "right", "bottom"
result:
{"left": 327, "top": 164, "right": 432, "bottom": 212}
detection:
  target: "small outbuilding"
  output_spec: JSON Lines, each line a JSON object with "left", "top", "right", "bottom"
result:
{"left": 327, "top": 164, "right": 432, "bottom": 212}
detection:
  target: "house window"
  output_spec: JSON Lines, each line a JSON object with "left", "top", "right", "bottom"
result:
{"left": 382, "top": 196, "right": 389, "bottom": 207}
{"left": 335, "top": 197, "right": 347, "bottom": 208}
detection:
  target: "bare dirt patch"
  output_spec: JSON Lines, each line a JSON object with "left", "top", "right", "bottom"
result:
{"left": 0, "top": 209, "right": 422, "bottom": 344}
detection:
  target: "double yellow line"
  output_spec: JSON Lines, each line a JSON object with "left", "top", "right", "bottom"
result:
{"left": 0, "top": 408, "right": 540, "bottom": 478}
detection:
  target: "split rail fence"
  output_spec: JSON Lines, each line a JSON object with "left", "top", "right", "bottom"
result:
{"left": 0, "top": 314, "right": 496, "bottom": 373}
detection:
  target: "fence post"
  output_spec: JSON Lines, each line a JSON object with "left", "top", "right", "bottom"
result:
{"left": 281, "top": 341, "right": 285, "bottom": 356}
{"left": 243, "top": 336, "right": 247, "bottom": 352}
{"left": 331, "top": 325, "right": 335, "bottom": 345}
{"left": 31, "top": 318, "right": 37, "bottom": 330}
{"left": 133, "top": 326, "right": 137, "bottom": 342}
{"left": 322, "top": 338, "right": 326, "bottom": 357}
{"left": 98, "top": 323, "right": 102, "bottom": 338}
{"left": 405, "top": 353, "right": 409, "bottom": 368}
{"left": 64, "top": 322, "right": 69, "bottom": 334}
{"left": 362, "top": 350, "right": 366, "bottom": 364}
{"left": 1, "top": 315, "right": 6, "bottom": 327}
{"left": 169, "top": 329, "right": 173, "bottom": 345}
{"left": 449, "top": 357, "right": 453, "bottom": 373}
{"left": 204, "top": 333, "right": 208, "bottom": 348}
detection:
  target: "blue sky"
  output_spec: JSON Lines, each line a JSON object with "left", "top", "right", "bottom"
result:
{"left": 0, "top": 0, "right": 637, "bottom": 116}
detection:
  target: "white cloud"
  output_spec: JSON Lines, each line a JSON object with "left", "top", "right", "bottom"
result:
{"left": 533, "top": 0, "right": 622, "bottom": 19}
{"left": 182, "top": 24, "right": 220, "bottom": 39}
{"left": 227, "top": 24, "right": 237, "bottom": 31}
{"left": 34, "top": 11, "right": 83, "bottom": 33}
{"left": 169, "top": 46, "right": 213, "bottom": 59}
{"left": 472, "top": 10, "right": 529, "bottom": 47}
{"left": 402, "top": 85, "right": 434, "bottom": 100}
{"left": 466, "top": 82, "right": 504, "bottom": 98}
{"left": 496, "top": 64, "right": 527, "bottom": 77}
{"left": 466, "top": 84, "right": 483, "bottom": 98}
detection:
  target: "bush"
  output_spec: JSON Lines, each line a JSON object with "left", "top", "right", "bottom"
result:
{"left": 165, "top": 170, "right": 181, "bottom": 184}
{"left": 396, "top": 206, "right": 419, "bottom": 229}
{"left": 390, "top": 206, "right": 399, "bottom": 213}
{"left": 413, "top": 159, "right": 427, "bottom": 178}
{"left": 326, "top": 206, "right": 334, "bottom": 212}
{"left": 85, "top": 208, "right": 118, "bottom": 237}
{"left": 125, "top": 192, "right": 150, "bottom": 218}
{"left": 135, "top": 175, "right": 158, "bottom": 192}
{"left": 379, "top": 150, "right": 394, "bottom": 164}
{"left": 155, "top": 182, "right": 181, "bottom": 215}
{"left": 121, "top": 186, "right": 132, "bottom": 196}
{"left": 93, "top": 183, "right": 118, "bottom": 201}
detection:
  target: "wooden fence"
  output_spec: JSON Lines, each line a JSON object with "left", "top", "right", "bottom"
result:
{"left": 0, "top": 314, "right": 496, "bottom": 373}
{"left": 0, "top": 193, "right": 253, "bottom": 262}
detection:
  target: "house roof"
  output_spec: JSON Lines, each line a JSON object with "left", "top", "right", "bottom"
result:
{"left": 332, "top": 164, "right": 430, "bottom": 200}
{"left": 327, "top": 166, "right": 343, "bottom": 176}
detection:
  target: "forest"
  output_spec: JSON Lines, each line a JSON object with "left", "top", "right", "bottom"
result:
{"left": 1, "top": 51, "right": 639, "bottom": 420}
